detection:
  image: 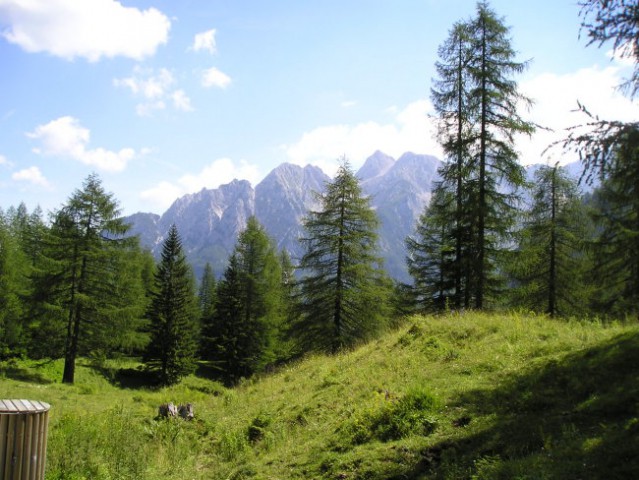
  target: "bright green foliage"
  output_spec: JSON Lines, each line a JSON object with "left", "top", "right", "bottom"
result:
{"left": 0, "top": 216, "right": 28, "bottom": 358}
{"left": 208, "top": 217, "right": 284, "bottom": 384}
{"left": 344, "top": 387, "right": 439, "bottom": 445}
{"left": 296, "top": 161, "right": 390, "bottom": 352}
{"left": 0, "top": 205, "right": 47, "bottom": 359}
{"left": 29, "top": 174, "right": 141, "bottom": 383}
{"left": 145, "top": 224, "right": 199, "bottom": 386}
{"left": 509, "top": 165, "right": 592, "bottom": 316}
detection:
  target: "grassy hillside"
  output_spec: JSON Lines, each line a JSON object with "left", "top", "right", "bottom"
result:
{"left": 2, "top": 312, "right": 638, "bottom": 479}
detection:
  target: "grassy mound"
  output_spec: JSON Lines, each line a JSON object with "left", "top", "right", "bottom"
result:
{"left": 1, "top": 311, "right": 638, "bottom": 479}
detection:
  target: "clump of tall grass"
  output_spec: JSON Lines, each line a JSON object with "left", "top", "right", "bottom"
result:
{"left": 342, "top": 386, "right": 439, "bottom": 445}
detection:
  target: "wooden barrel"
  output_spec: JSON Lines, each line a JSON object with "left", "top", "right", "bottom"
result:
{"left": 0, "top": 400, "right": 50, "bottom": 480}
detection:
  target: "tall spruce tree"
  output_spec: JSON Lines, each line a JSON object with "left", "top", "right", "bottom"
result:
{"left": 30, "top": 174, "right": 136, "bottom": 383}
{"left": 207, "top": 217, "right": 283, "bottom": 384}
{"left": 144, "top": 224, "right": 199, "bottom": 385}
{"left": 210, "top": 253, "right": 247, "bottom": 383}
{"left": 509, "top": 165, "right": 592, "bottom": 316}
{"left": 296, "top": 160, "right": 389, "bottom": 352}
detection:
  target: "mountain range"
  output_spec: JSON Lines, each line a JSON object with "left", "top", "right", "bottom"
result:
{"left": 125, "top": 151, "right": 587, "bottom": 283}
{"left": 125, "top": 151, "right": 441, "bottom": 282}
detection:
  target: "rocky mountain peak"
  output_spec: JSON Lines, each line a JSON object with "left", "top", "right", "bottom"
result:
{"left": 357, "top": 150, "right": 396, "bottom": 181}
{"left": 126, "top": 152, "right": 443, "bottom": 282}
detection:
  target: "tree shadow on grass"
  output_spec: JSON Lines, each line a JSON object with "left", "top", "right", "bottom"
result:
{"left": 0, "top": 359, "right": 56, "bottom": 384}
{"left": 402, "top": 331, "right": 639, "bottom": 479}
{"left": 93, "top": 364, "right": 160, "bottom": 390}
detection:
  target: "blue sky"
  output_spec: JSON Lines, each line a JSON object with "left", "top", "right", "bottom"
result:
{"left": 0, "top": 0, "right": 637, "bottom": 216}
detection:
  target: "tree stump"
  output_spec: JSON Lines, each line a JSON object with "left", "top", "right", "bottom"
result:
{"left": 158, "top": 402, "right": 178, "bottom": 418}
{"left": 178, "top": 403, "right": 194, "bottom": 421}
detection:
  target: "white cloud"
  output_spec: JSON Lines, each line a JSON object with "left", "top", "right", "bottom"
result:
{"left": 341, "top": 100, "right": 357, "bottom": 108}
{"left": 191, "top": 29, "right": 217, "bottom": 54}
{"left": 140, "top": 158, "right": 261, "bottom": 211}
{"left": 12, "top": 166, "right": 50, "bottom": 188}
{"left": 0, "top": 154, "right": 11, "bottom": 167}
{"left": 172, "top": 89, "right": 194, "bottom": 112}
{"left": 519, "top": 64, "right": 639, "bottom": 166}
{"left": 115, "top": 67, "right": 193, "bottom": 116}
{"left": 202, "top": 67, "right": 232, "bottom": 89}
{"left": 0, "top": 0, "right": 170, "bottom": 62}
{"left": 139, "top": 181, "right": 183, "bottom": 210}
{"left": 27, "top": 116, "right": 136, "bottom": 172}
{"left": 282, "top": 99, "right": 442, "bottom": 176}
{"left": 135, "top": 100, "right": 166, "bottom": 117}
{"left": 283, "top": 64, "right": 639, "bottom": 175}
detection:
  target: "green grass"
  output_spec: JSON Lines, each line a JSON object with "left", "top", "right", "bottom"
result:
{"left": 1, "top": 311, "right": 638, "bottom": 479}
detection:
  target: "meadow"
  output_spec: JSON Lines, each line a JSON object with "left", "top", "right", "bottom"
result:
{"left": 2, "top": 311, "right": 638, "bottom": 479}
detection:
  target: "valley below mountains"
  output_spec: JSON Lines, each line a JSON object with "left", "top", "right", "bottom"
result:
{"left": 125, "top": 151, "right": 441, "bottom": 282}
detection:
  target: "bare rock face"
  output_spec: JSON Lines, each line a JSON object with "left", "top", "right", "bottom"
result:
{"left": 125, "top": 152, "right": 441, "bottom": 281}
{"left": 359, "top": 152, "right": 441, "bottom": 283}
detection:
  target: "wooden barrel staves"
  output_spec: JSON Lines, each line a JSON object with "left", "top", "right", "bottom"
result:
{"left": 0, "top": 400, "right": 51, "bottom": 480}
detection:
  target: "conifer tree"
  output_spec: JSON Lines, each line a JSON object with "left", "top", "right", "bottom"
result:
{"left": 198, "top": 263, "right": 217, "bottom": 320}
{"left": 509, "top": 165, "right": 592, "bottom": 316}
{"left": 276, "top": 249, "right": 298, "bottom": 360}
{"left": 431, "top": 20, "right": 476, "bottom": 307}
{"left": 428, "top": 1, "right": 534, "bottom": 309}
{"left": 406, "top": 186, "right": 457, "bottom": 312}
{"left": 207, "top": 217, "right": 283, "bottom": 384}
{"left": 296, "top": 160, "right": 390, "bottom": 352}
{"left": 199, "top": 263, "right": 218, "bottom": 359}
{"left": 0, "top": 215, "right": 29, "bottom": 358}
{"left": 29, "top": 174, "right": 137, "bottom": 383}
{"left": 588, "top": 145, "right": 639, "bottom": 317}
{"left": 466, "top": 1, "right": 535, "bottom": 307}
{"left": 144, "top": 224, "right": 199, "bottom": 385}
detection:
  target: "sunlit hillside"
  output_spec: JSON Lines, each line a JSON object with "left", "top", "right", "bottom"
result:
{"left": 2, "top": 312, "right": 638, "bottom": 479}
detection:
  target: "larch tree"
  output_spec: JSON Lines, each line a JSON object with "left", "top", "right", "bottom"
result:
{"left": 465, "top": 1, "right": 535, "bottom": 307}
{"left": 509, "top": 165, "right": 592, "bottom": 316}
{"left": 144, "top": 224, "right": 199, "bottom": 386}
{"left": 296, "top": 160, "right": 390, "bottom": 352}
{"left": 30, "top": 174, "right": 137, "bottom": 383}
{"left": 431, "top": 20, "right": 477, "bottom": 308}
